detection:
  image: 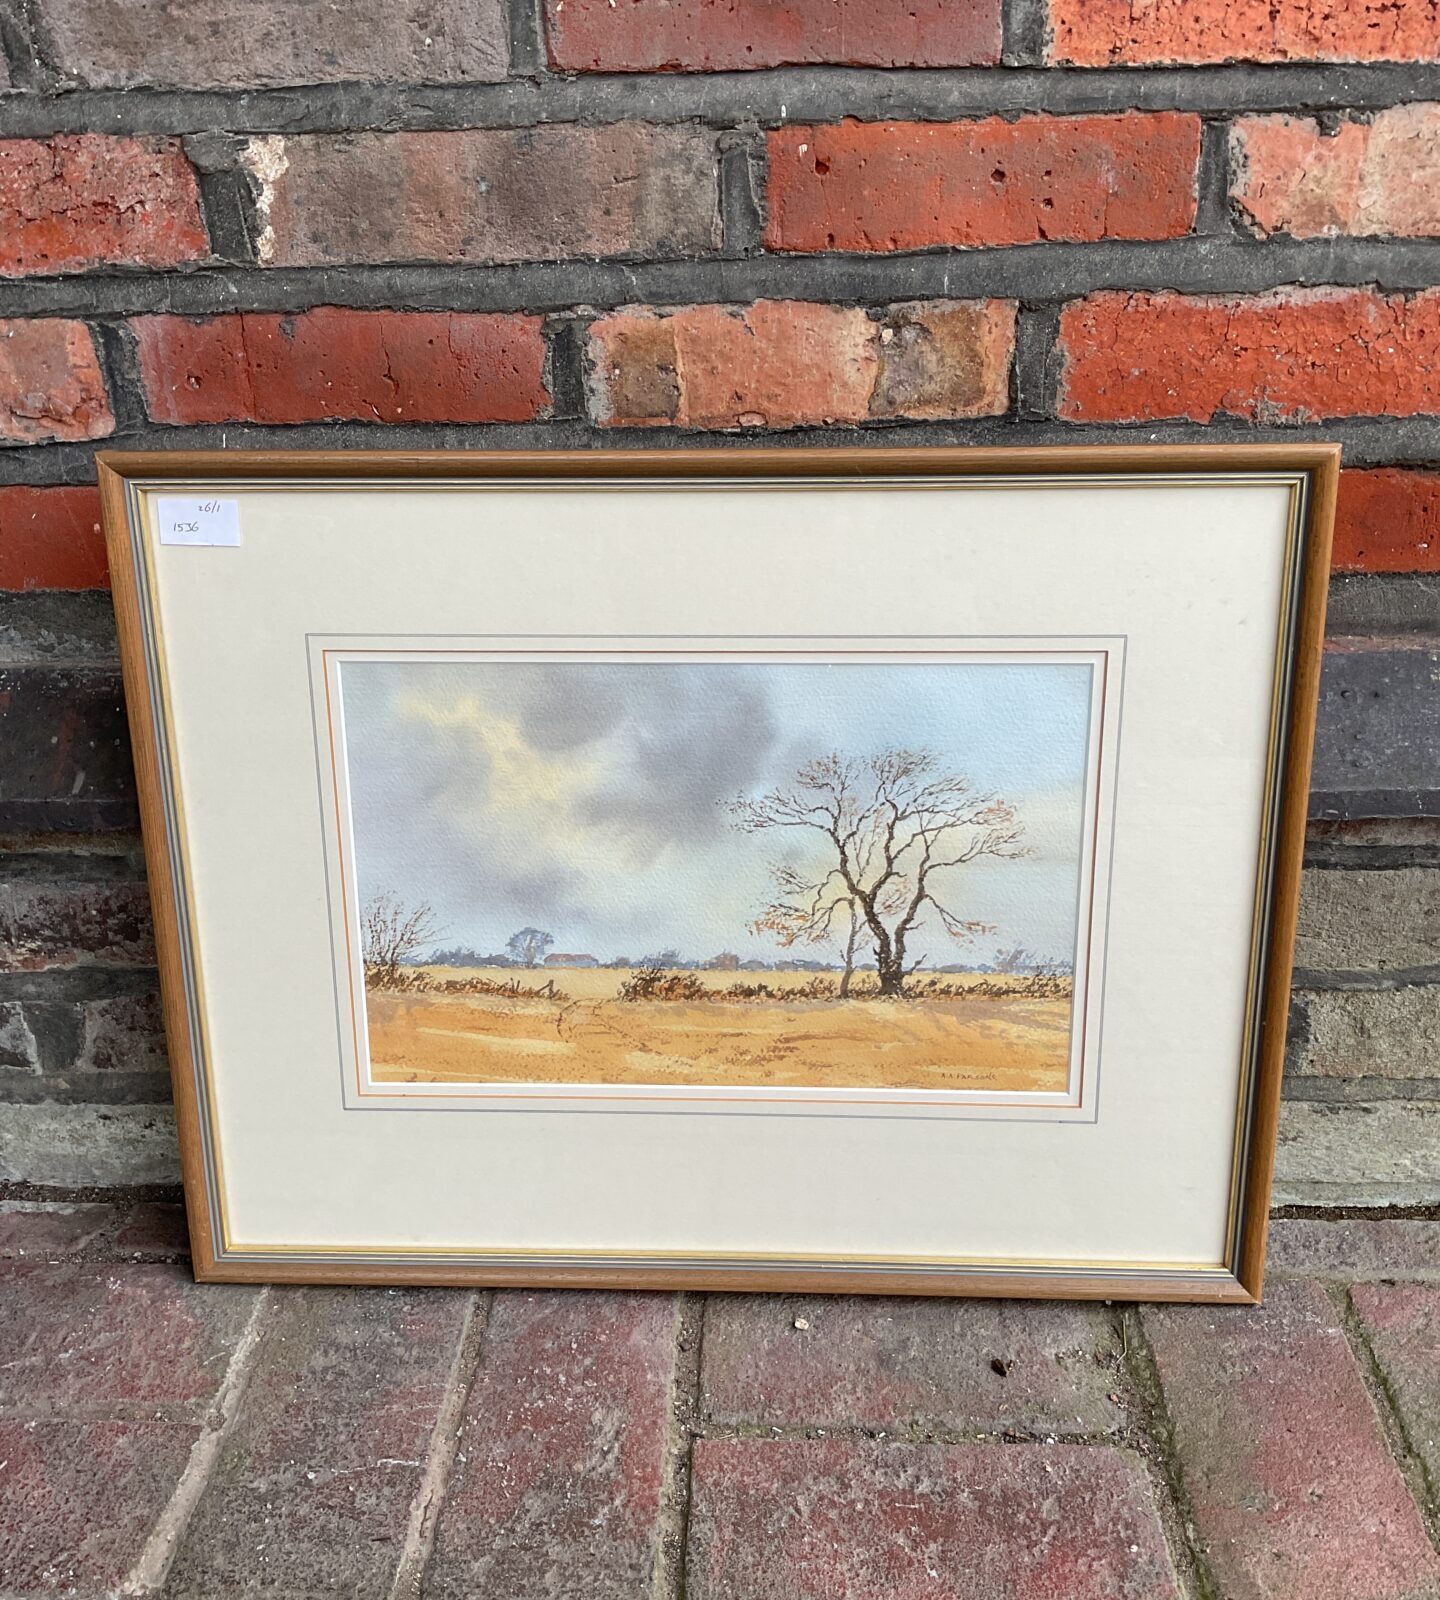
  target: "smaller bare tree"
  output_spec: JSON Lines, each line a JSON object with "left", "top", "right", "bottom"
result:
{"left": 751, "top": 864, "right": 906, "bottom": 998}
{"left": 362, "top": 892, "right": 441, "bottom": 989}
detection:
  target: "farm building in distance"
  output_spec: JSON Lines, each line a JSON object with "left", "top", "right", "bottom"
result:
{"left": 544, "top": 952, "right": 599, "bottom": 968}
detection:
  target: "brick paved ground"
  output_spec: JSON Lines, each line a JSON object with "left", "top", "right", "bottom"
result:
{"left": 3, "top": 1205, "right": 1440, "bottom": 1599}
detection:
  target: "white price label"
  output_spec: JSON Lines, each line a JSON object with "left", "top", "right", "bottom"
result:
{"left": 157, "top": 496, "right": 242, "bottom": 547}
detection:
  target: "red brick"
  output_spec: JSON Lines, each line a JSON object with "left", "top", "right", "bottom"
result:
{"left": 132, "top": 308, "right": 549, "bottom": 426}
{"left": 0, "top": 135, "right": 207, "bottom": 278}
{"left": 261, "top": 127, "right": 719, "bottom": 267}
{"left": 0, "top": 1418, "right": 200, "bottom": 1594}
{"left": 0, "top": 880, "right": 154, "bottom": 970}
{"left": 0, "top": 486, "right": 107, "bottom": 591}
{"left": 544, "top": 0, "right": 1002, "bottom": 71}
{"left": 33, "top": 0, "right": 509, "bottom": 88}
{"left": 1352, "top": 1284, "right": 1440, "bottom": 1488}
{"left": 588, "top": 299, "right": 1013, "bottom": 429}
{"left": 0, "top": 1262, "right": 257, "bottom": 1416}
{"left": 1145, "top": 1279, "right": 1440, "bottom": 1600}
{"left": 164, "top": 1287, "right": 471, "bottom": 1598}
{"left": 766, "top": 114, "right": 1200, "bottom": 253}
{"left": 427, "top": 1291, "right": 677, "bottom": 1600}
{"left": 1232, "top": 107, "right": 1440, "bottom": 239}
{"left": 688, "top": 1438, "right": 1180, "bottom": 1600}
{"left": 1048, "top": 0, "right": 1440, "bottom": 65}
{"left": 0, "top": 319, "right": 112, "bottom": 444}
{"left": 1057, "top": 287, "right": 1440, "bottom": 424}
{"left": 1334, "top": 469, "right": 1440, "bottom": 573}
{"left": 702, "top": 1296, "right": 1125, "bottom": 1434}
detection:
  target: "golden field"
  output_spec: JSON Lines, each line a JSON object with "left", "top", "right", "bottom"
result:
{"left": 366, "top": 965, "right": 1072, "bottom": 1093}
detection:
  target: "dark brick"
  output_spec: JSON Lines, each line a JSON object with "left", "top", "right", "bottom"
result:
{"left": 77, "top": 990, "right": 167, "bottom": 1072}
{"left": 0, "top": 1000, "right": 40, "bottom": 1071}
{"left": 1289, "top": 987, "right": 1440, "bottom": 1079}
{"left": 0, "top": 668, "right": 136, "bottom": 832}
{"left": 702, "top": 1296, "right": 1124, "bottom": 1434}
{"left": 165, "top": 1286, "right": 472, "bottom": 1598}
{"left": 1311, "top": 642, "right": 1440, "bottom": 819}
{"left": 1275, "top": 1101, "right": 1440, "bottom": 1208}
{"left": 0, "top": 589, "right": 118, "bottom": 661}
{"left": 1296, "top": 866, "right": 1440, "bottom": 971}
{"left": 0, "top": 1101, "right": 179, "bottom": 1187}
{"left": 33, "top": 0, "right": 509, "bottom": 89}
{"left": 688, "top": 1437, "right": 1180, "bottom": 1600}
{"left": 262, "top": 127, "right": 720, "bottom": 268}
{"left": 0, "top": 879, "right": 154, "bottom": 970}
{"left": 1145, "top": 1279, "right": 1440, "bottom": 1600}
{"left": 0, "top": 1417, "right": 199, "bottom": 1595}
{"left": 0, "top": 1261, "right": 257, "bottom": 1417}
{"left": 426, "top": 1291, "right": 677, "bottom": 1600}
{"left": 1352, "top": 1283, "right": 1440, "bottom": 1488}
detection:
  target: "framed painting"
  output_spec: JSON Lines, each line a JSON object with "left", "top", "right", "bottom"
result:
{"left": 98, "top": 444, "right": 1337, "bottom": 1300}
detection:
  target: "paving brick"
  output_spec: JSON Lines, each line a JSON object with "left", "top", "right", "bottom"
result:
{"left": 0, "top": 879, "right": 154, "bottom": 970}
{"left": 0, "top": 485, "right": 108, "bottom": 591}
{"left": 1296, "top": 867, "right": 1440, "bottom": 972}
{"left": 112, "top": 1200, "right": 189, "bottom": 1257}
{"left": 0, "top": 1261, "right": 257, "bottom": 1417}
{"left": 0, "top": 667, "right": 136, "bottom": 833}
{"left": 132, "top": 308, "right": 550, "bottom": 427}
{"left": 1048, "top": 0, "right": 1440, "bottom": 65}
{"left": 587, "top": 299, "right": 1013, "bottom": 429}
{"left": 33, "top": 0, "right": 509, "bottom": 89}
{"left": 0, "top": 1100, "right": 179, "bottom": 1186}
{"left": 1057, "top": 288, "right": 1440, "bottom": 424}
{"left": 1146, "top": 1279, "right": 1440, "bottom": 1600}
{"left": 0, "top": 1416, "right": 200, "bottom": 1595}
{"left": 1353, "top": 1283, "right": 1440, "bottom": 1488}
{"left": 0, "top": 1200, "right": 113, "bottom": 1258}
{"left": 0, "top": 319, "right": 112, "bottom": 445}
{"left": 1232, "top": 107, "right": 1440, "bottom": 240}
{"left": 1335, "top": 470, "right": 1440, "bottom": 574}
{"left": 0, "top": 134, "right": 208, "bottom": 277}
{"left": 262, "top": 127, "right": 719, "bottom": 268}
{"left": 1290, "top": 986, "right": 1440, "bottom": 1078}
{"left": 1268, "top": 1219, "right": 1440, "bottom": 1280}
{"left": 702, "top": 1296, "right": 1125, "bottom": 1434}
{"left": 1275, "top": 1101, "right": 1440, "bottom": 1208}
{"left": 766, "top": 114, "right": 1200, "bottom": 253}
{"left": 426, "top": 1291, "right": 678, "bottom": 1600}
{"left": 687, "top": 1437, "right": 1180, "bottom": 1599}
{"left": 165, "top": 1286, "right": 470, "bottom": 1598}
{"left": 543, "top": 0, "right": 1002, "bottom": 71}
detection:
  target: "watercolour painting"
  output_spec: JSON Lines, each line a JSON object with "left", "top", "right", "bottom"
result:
{"left": 331, "top": 652, "right": 1107, "bottom": 1101}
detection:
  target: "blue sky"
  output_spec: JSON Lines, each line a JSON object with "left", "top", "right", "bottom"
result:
{"left": 341, "top": 658, "right": 1093, "bottom": 968}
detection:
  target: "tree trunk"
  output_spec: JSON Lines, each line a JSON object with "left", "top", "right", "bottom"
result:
{"left": 839, "top": 903, "right": 859, "bottom": 999}
{"left": 876, "top": 957, "right": 906, "bottom": 998}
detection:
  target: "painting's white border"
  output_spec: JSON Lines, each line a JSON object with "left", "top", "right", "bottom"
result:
{"left": 311, "top": 638, "right": 1123, "bottom": 1122}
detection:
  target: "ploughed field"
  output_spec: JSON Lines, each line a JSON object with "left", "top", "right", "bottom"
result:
{"left": 366, "top": 965, "right": 1072, "bottom": 1093}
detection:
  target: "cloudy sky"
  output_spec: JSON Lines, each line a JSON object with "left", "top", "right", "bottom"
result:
{"left": 340, "top": 658, "right": 1094, "bottom": 968}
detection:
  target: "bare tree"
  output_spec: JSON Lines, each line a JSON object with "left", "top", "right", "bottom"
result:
{"left": 362, "top": 892, "right": 441, "bottom": 989}
{"left": 730, "top": 748, "right": 1026, "bottom": 998}
{"left": 750, "top": 864, "right": 905, "bottom": 998}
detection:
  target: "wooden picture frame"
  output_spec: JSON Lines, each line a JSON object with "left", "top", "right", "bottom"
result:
{"left": 99, "top": 444, "right": 1338, "bottom": 1301}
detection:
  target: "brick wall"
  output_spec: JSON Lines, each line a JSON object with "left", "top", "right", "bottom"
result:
{"left": 0, "top": 0, "right": 1436, "bottom": 1195}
